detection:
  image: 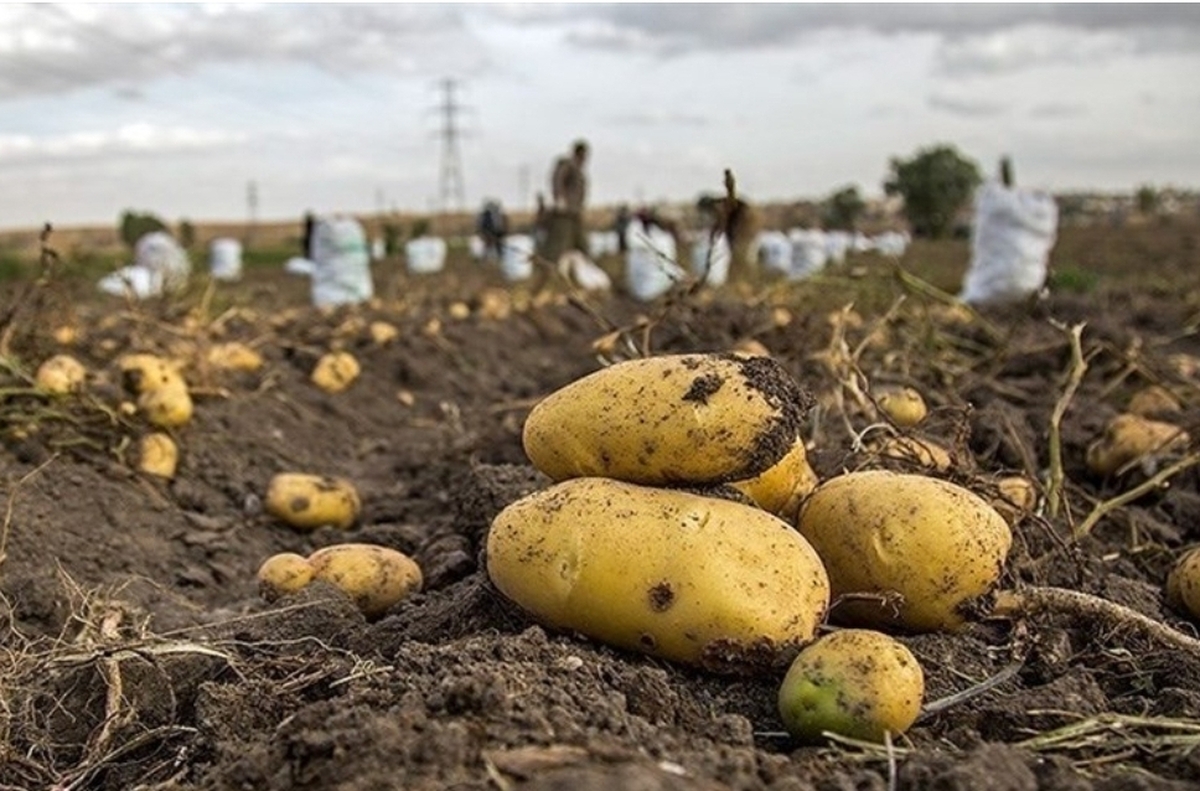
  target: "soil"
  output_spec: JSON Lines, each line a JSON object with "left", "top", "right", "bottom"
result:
{"left": 2, "top": 219, "right": 1200, "bottom": 791}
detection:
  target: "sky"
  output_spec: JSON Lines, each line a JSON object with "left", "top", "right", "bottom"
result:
{"left": 0, "top": 2, "right": 1198, "bottom": 230}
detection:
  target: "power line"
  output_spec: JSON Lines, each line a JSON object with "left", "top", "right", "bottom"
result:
{"left": 432, "top": 77, "right": 467, "bottom": 213}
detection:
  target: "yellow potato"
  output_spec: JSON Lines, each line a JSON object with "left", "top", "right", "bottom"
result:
{"left": 265, "top": 472, "right": 360, "bottom": 531}
{"left": 1085, "top": 413, "right": 1189, "bottom": 477}
{"left": 52, "top": 325, "right": 79, "bottom": 345}
{"left": 1166, "top": 548, "right": 1200, "bottom": 620}
{"left": 448, "top": 302, "right": 471, "bottom": 320}
{"left": 207, "top": 342, "right": 264, "bottom": 372}
{"left": 138, "top": 432, "right": 179, "bottom": 478}
{"left": 311, "top": 351, "right": 361, "bottom": 393}
{"left": 486, "top": 477, "right": 830, "bottom": 671}
{"left": 257, "top": 553, "right": 316, "bottom": 602}
{"left": 991, "top": 475, "right": 1037, "bottom": 525}
{"left": 523, "top": 353, "right": 813, "bottom": 486}
{"left": 731, "top": 339, "right": 771, "bottom": 358}
{"left": 479, "top": 289, "right": 512, "bottom": 320}
{"left": 876, "top": 387, "right": 928, "bottom": 428}
{"left": 778, "top": 629, "right": 924, "bottom": 743}
{"left": 369, "top": 321, "right": 399, "bottom": 345}
{"left": 731, "top": 436, "right": 819, "bottom": 522}
{"left": 876, "top": 435, "right": 952, "bottom": 472}
{"left": 35, "top": 354, "right": 87, "bottom": 395}
{"left": 1127, "top": 385, "right": 1182, "bottom": 417}
{"left": 138, "top": 381, "right": 194, "bottom": 428}
{"left": 119, "top": 353, "right": 185, "bottom": 395}
{"left": 308, "top": 543, "right": 423, "bottom": 618}
{"left": 797, "top": 470, "right": 1012, "bottom": 632}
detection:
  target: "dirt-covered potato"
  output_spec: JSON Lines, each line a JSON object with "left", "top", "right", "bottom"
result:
{"left": 138, "top": 381, "right": 194, "bottom": 428}
{"left": 1127, "top": 385, "right": 1182, "bottom": 417}
{"left": 207, "top": 342, "right": 264, "bottom": 372}
{"left": 797, "top": 470, "right": 1012, "bottom": 632}
{"left": 778, "top": 629, "right": 925, "bottom": 743}
{"left": 35, "top": 354, "right": 87, "bottom": 394}
{"left": 1086, "top": 413, "right": 1190, "bottom": 477}
{"left": 876, "top": 435, "right": 952, "bottom": 472}
{"left": 119, "top": 353, "right": 185, "bottom": 395}
{"left": 1165, "top": 548, "right": 1200, "bottom": 620}
{"left": 308, "top": 543, "right": 424, "bottom": 618}
{"left": 138, "top": 432, "right": 179, "bottom": 478}
{"left": 523, "top": 353, "right": 813, "bottom": 486}
{"left": 486, "top": 477, "right": 830, "bottom": 672}
{"left": 876, "top": 387, "right": 928, "bottom": 428}
{"left": 990, "top": 475, "right": 1037, "bottom": 525}
{"left": 369, "top": 321, "right": 399, "bottom": 345}
{"left": 731, "top": 339, "right": 771, "bottom": 357}
{"left": 257, "top": 552, "right": 315, "bottom": 601}
{"left": 731, "top": 437, "right": 819, "bottom": 522}
{"left": 311, "top": 351, "right": 361, "bottom": 393}
{"left": 265, "top": 472, "right": 360, "bottom": 531}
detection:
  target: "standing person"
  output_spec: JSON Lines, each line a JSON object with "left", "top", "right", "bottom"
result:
{"left": 548, "top": 139, "right": 590, "bottom": 256}
{"left": 476, "top": 199, "right": 508, "bottom": 263}
{"left": 614, "top": 203, "right": 631, "bottom": 254}
{"left": 302, "top": 211, "right": 316, "bottom": 260}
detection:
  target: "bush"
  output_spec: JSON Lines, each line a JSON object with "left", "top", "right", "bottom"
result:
{"left": 118, "top": 210, "right": 168, "bottom": 249}
{"left": 884, "top": 144, "right": 982, "bottom": 239}
{"left": 822, "top": 186, "right": 866, "bottom": 231}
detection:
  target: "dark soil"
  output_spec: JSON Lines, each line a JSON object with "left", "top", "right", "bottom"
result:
{"left": 2, "top": 220, "right": 1200, "bottom": 790}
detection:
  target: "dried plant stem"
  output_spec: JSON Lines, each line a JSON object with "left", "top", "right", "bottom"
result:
{"left": 994, "top": 586, "right": 1200, "bottom": 657}
{"left": 1046, "top": 322, "right": 1087, "bottom": 520}
{"left": 1073, "top": 452, "right": 1200, "bottom": 539}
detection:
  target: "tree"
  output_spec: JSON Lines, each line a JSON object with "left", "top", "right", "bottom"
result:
{"left": 822, "top": 185, "right": 866, "bottom": 231}
{"left": 884, "top": 144, "right": 982, "bottom": 239}
{"left": 118, "top": 210, "right": 168, "bottom": 248}
{"left": 178, "top": 219, "right": 196, "bottom": 249}
{"left": 1135, "top": 184, "right": 1160, "bottom": 216}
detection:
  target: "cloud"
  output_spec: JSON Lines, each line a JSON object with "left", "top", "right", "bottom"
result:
{"left": 0, "top": 123, "right": 249, "bottom": 164}
{"left": 927, "top": 93, "right": 1009, "bottom": 118}
{"left": 1029, "top": 102, "right": 1088, "bottom": 119}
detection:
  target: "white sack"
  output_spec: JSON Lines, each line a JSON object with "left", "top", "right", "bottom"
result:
{"left": 873, "top": 231, "right": 910, "bottom": 258}
{"left": 757, "top": 231, "right": 793, "bottom": 275}
{"left": 587, "top": 230, "right": 621, "bottom": 257}
{"left": 557, "top": 250, "right": 612, "bottom": 292}
{"left": 311, "top": 217, "right": 374, "bottom": 307}
{"left": 98, "top": 264, "right": 163, "bottom": 299}
{"left": 787, "top": 229, "right": 828, "bottom": 280}
{"left": 468, "top": 235, "right": 486, "bottom": 260}
{"left": 405, "top": 236, "right": 447, "bottom": 275}
{"left": 501, "top": 234, "right": 535, "bottom": 281}
{"left": 208, "top": 237, "right": 242, "bottom": 282}
{"left": 134, "top": 231, "right": 190, "bottom": 291}
{"left": 625, "top": 221, "right": 683, "bottom": 301}
{"left": 285, "top": 257, "right": 316, "bottom": 276}
{"left": 370, "top": 237, "right": 386, "bottom": 262}
{"left": 960, "top": 182, "right": 1058, "bottom": 305}
{"left": 825, "top": 231, "right": 852, "bottom": 265}
{"left": 691, "top": 233, "right": 731, "bottom": 287}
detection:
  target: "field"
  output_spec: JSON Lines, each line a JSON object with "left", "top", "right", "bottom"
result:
{"left": 1, "top": 217, "right": 1199, "bottom": 791}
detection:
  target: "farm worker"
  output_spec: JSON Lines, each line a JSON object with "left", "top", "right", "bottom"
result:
{"left": 476, "top": 199, "right": 508, "bottom": 263}
{"left": 302, "top": 211, "right": 316, "bottom": 260}
{"left": 697, "top": 192, "right": 763, "bottom": 282}
{"left": 550, "top": 139, "right": 590, "bottom": 253}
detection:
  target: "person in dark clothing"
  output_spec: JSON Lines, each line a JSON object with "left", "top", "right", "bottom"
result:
{"left": 302, "top": 211, "right": 316, "bottom": 260}
{"left": 476, "top": 199, "right": 508, "bottom": 263}
{"left": 614, "top": 204, "right": 631, "bottom": 254}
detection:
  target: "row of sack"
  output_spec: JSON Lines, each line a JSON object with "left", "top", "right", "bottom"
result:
{"left": 98, "top": 232, "right": 242, "bottom": 299}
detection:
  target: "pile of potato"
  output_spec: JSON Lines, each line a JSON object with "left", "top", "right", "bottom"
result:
{"left": 487, "top": 351, "right": 1019, "bottom": 744}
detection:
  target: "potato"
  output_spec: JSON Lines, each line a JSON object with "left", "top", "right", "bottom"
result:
{"left": 778, "top": 629, "right": 924, "bottom": 743}
{"left": 257, "top": 552, "right": 315, "bottom": 602}
{"left": 207, "top": 342, "right": 264, "bottom": 372}
{"left": 486, "top": 477, "right": 830, "bottom": 671}
{"left": 797, "top": 470, "right": 1012, "bottom": 632}
{"left": 732, "top": 339, "right": 771, "bottom": 358}
{"left": 311, "top": 351, "right": 361, "bottom": 393}
{"left": 479, "top": 289, "right": 512, "bottom": 320}
{"left": 523, "top": 353, "right": 814, "bottom": 486}
{"left": 991, "top": 475, "right": 1037, "bottom": 525}
{"left": 1085, "top": 413, "right": 1190, "bottom": 477}
{"left": 448, "top": 301, "right": 471, "bottom": 320}
{"left": 35, "top": 354, "right": 87, "bottom": 395}
{"left": 119, "top": 353, "right": 185, "bottom": 395}
{"left": 369, "top": 321, "right": 399, "bottom": 345}
{"left": 1127, "top": 385, "right": 1182, "bottom": 417}
{"left": 265, "top": 472, "right": 360, "bottom": 530}
{"left": 1166, "top": 548, "right": 1200, "bottom": 620}
{"left": 731, "top": 436, "right": 819, "bottom": 522}
{"left": 138, "top": 381, "right": 194, "bottom": 428}
{"left": 308, "top": 543, "right": 423, "bottom": 618}
{"left": 138, "top": 432, "right": 179, "bottom": 478}
{"left": 876, "top": 387, "right": 928, "bottom": 427}
{"left": 876, "top": 435, "right": 952, "bottom": 472}
{"left": 53, "top": 325, "right": 79, "bottom": 346}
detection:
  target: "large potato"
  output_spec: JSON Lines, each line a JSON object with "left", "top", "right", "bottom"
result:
{"left": 523, "top": 353, "right": 813, "bottom": 486}
{"left": 35, "top": 354, "right": 87, "bottom": 395}
{"left": 487, "top": 477, "right": 830, "bottom": 672}
{"left": 796, "top": 470, "right": 1012, "bottom": 632}
{"left": 1166, "top": 548, "right": 1200, "bottom": 621}
{"left": 308, "top": 544, "right": 423, "bottom": 618}
{"left": 1085, "top": 413, "right": 1189, "bottom": 477}
{"left": 265, "top": 472, "right": 361, "bottom": 530}
{"left": 778, "top": 629, "right": 924, "bottom": 743}
{"left": 731, "top": 436, "right": 819, "bottom": 522}
{"left": 119, "top": 353, "right": 185, "bottom": 395}
{"left": 138, "top": 381, "right": 194, "bottom": 428}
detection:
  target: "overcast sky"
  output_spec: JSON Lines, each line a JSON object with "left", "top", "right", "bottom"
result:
{"left": 1, "top": 3, "right": 1197, "bottom": 230}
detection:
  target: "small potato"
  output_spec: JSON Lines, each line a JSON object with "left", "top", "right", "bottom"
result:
{"left": 523, "top": 353, "right": 814, "bottom": 486}
{"left": 369, "top": 321, "right": 399, "bottom": 345}
{"left": 487, "top": 477, "right": 830, "bottom": 672}
{"left": 448, "top": 302, "right": 471, "bottom": 320}
{"left": 797, "top": 470, "right": 1012, "bottom": 632}
{"left": 731, "top": 339, "right": 771, "bottom": 358}
{"left": 1085, "top": 413, "right": 1189, "bottom": 477}
{"left": 138, "top": 381, "right": 194, "bottom": 428}
{"left": 119, "top": 353, "right": 185, "bottom": 395}
{"left": 53, "top": 325, "right": 79, "bottom": 345}
{"left": 35, "top": 354, "right": 87, "bottom": 395}
{"left": 990, "top": 475, "right": 1037, "bottom": 525}
{"left": 257, "top": 553, "right": 316, "bottom": 602}
{"left": 265, "top": 472, "right": 360, "bottom": 531}
{"left": 876, "top": 387, "right": 928, "bottom": 428}
{"left": 1166, "top": 548, "right": 1200, "bottom": 620}
{"left": 311, "top": 351, "right": 361, "bottom": 393}
{"left": 138, "top": 432, "right": 179, "bottom": 478}
{"left": 778, "top": 629, "right": 924, "bottom": 743}
{"left": 207, "top": 342, "right": 264, "bottom": 372}
{"left": 876, "top": 435, "right": 952, "bottom": 472}
{"left": 308, "top": 543, "right": 423, "bottom": 618}
{"left": 479, "top": 289, "right": 512, "bottom": 320}
{"left": 731, "top": 436, "right": 819, "bottom": 523}
{"left": 1127, "top": 385, "right": 1182, "bottom": 417}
